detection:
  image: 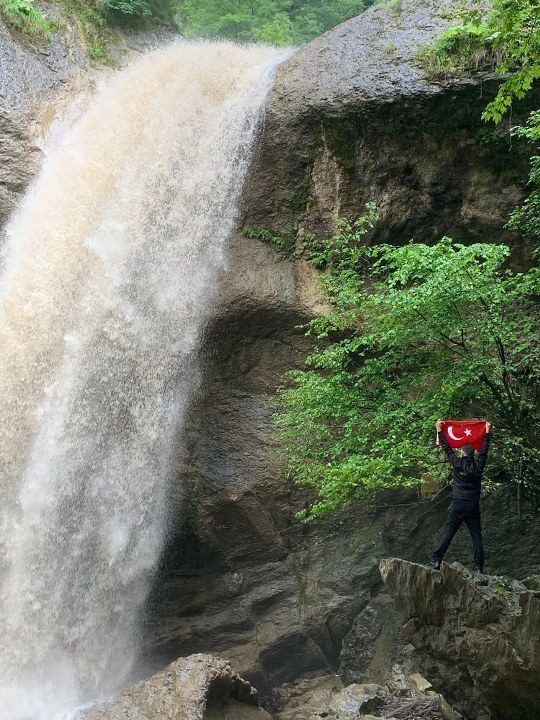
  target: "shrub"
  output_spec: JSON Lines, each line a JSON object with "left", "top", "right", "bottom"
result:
{"left": 276, "top": 207, "right": 540, "bottom": 520}
{"left": 0, "top": 0, "right": 52, "bottom": 37}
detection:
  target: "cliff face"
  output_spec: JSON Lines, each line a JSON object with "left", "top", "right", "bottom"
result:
{"left": 381, "top": 558, "right": 540, "bottom": 720}
{"left": 244, "top": 0, "right": 539, "bottom": 248}
{"left": 1, "top": 1, "right": 539, "bottom": 715}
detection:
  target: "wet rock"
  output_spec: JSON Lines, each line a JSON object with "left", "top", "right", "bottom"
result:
{"left": 339, "top": 593, "right": 405, "bottom": 686}
{"left": 80, "top": 653, "right": 271, "bottom": 720}
{"left": 246, "top": 0, "right": 538, "bottom": 248}
{"left": 380, "top": 558, "right": 540, "bottom": 720}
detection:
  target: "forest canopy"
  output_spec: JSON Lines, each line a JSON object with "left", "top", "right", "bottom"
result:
{"left": 173, "top": 0, "right": 369, "bottom": 46}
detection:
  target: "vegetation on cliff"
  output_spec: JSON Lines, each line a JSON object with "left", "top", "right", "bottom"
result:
{"left": 419, "top": 0, "right": 540, "bottom": 243}
{"left": 277, "top": 0, "right": 540, "bottom": 519}
{"left": 277, "top": 216, "right": 540, "bottom": 519}
{"left": 0, "top": 0, "right": 374, "bottom": 46}
{"left": 0, "top": 0, "right": 51, "bottom": 36}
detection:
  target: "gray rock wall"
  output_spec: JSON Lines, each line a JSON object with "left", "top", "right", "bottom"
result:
{"left": 244, "top": 0, "right": 538, "bottom": 249}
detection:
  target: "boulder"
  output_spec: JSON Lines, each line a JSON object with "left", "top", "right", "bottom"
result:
{"left": 380, "top": 558, "right": 540, "bottom": 720}
{"left": 80, "top": 653, "right": 271, "bottom": 720}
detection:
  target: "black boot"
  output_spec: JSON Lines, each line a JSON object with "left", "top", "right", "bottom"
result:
{"left": 474, "top": 564, "right": 484, "bottom": 573}
{"left": 429, "top": 558, "right": 441, "bottom": 570}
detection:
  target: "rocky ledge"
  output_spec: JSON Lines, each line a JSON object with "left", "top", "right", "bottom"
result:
{"left": 380, "top": 558, "right": 540, "bottom": 720}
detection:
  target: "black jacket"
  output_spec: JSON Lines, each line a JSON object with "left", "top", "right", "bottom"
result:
{"left": 438, "top": 431, "right": 490, "bottom": 500}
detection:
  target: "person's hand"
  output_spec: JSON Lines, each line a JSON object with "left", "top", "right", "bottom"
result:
{"left": 436, "top": 419, "right": 443, "bottom": 432}
{"left": 485, "top": 421, "right": 491, "bottom": 434}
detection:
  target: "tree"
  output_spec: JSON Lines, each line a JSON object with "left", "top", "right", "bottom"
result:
{"left": 276, "top": 209, "right": 540, "bottom": 520}
{"left": 174, "top": 0, "right": 366, "bottom": 46}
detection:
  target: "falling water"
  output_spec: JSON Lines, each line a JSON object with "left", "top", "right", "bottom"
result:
{"left": 0, "top": 41, "right": 285, "bottom": 719}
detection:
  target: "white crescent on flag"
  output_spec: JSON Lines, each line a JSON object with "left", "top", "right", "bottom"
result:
{"left": 447, "top": 425, "right": 464, "bottom": 441}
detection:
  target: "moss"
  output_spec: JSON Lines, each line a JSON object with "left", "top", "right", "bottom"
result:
{"left": 289, "top": 183, "right": 310, "bottom": 213}
{"left": 322, "top": 122, "right": 358, "bottom": 175}
{"left": 387, "top": 0, "right": 402, "bottom": 18}
{"left": 416, "top": 22, "right": 500, "bottom": 81}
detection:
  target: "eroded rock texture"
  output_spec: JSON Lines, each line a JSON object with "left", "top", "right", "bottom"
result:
{"left": 80, "top": 654, "right": 271, "bottom": 720}
{"left": 381, "top": 558, "right": 540, "bottom": 720}
{"left": 245, "top": 0, "right": 538, "bottom": 247}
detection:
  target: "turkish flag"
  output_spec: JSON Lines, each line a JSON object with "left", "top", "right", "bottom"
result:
{"left": 437, "top": 420, "right": 487, "bottom": 450}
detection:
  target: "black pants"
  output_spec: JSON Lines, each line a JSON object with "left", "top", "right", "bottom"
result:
{"left": 431, "top": 499, "right": 484, "bottom": 569}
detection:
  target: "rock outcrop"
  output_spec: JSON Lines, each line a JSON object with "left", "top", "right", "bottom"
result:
{"left": 246, "top": 0, "right": 539, "bottom": 246}
{"left": 80, "top": 654, "right": 271, "bottom": 720}
{"left": 380, "top": 558, "right": 540, "bottom": 720}
{"left": 145, "top": 0, "right": 540, "bottom": 695}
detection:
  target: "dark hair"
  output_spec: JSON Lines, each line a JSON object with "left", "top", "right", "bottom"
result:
{"left": 462, "top": 444, "right": 475, "bottom": 459}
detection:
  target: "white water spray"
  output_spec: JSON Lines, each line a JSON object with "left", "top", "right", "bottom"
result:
{"left": 0, "top": 41, "right": 284, "bottom": 719}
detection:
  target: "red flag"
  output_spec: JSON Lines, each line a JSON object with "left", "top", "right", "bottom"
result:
{"left": 437, "top": 419, "right": 486, "bottom": 450}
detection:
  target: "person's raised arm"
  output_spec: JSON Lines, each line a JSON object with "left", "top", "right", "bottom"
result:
{"left": 476, "top": 421, "right": 491, "bottom": 471}
{"left": 436, "top": 419, "right": 461, "bottom": 469}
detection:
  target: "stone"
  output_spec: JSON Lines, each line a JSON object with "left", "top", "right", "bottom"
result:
{"left": 381, "top": 558, "right": 540, "bottom": 720}
{"left": 245, "top": 0, "right": 539, "bottom": 248}
{"left": 273, "top": 674, "right": 344, "bottom": 719}
{"left": 326, "top": 683, "right": 385, "bottom": 717}
{"left": 408, "top": 673, "right": 432, "bottom": 693}
{"left": 80, "top": 653, "right": 271, "bottom": 720}
{"left": 339, "top": 593, "right": 406, "bottom": 686}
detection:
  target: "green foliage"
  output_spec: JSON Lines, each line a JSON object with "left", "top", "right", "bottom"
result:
{"left": 276, "top": 208, "right": 540, "bottom": 520}
{"left": 0, "top": 0, "right": 52, "bottom": 37}
{"left": 418, "top": 1, "right": 540, "bottom": 122}
{"left": 174, "top": 0, "right": 367, "bottom": 47}
{"left": 59, "top": 0, "right": 115, "bottom": 63}
{"left": 100, "top": 0, "right": 151, "bottom": 21}
{"left": 419, "top": 1, "right": 540, "bottom": 250}
{"left": 416, "top": 21, "right": 499, "bottom": 79}
{"left": 387, "top": 0, "right": 402, "bottom": 18}
{"left": 98, "top": 0, "right": 179, "bottom": 24}
{"left": 243, "top": 225, "right": 295, "bottom": 254}
{"left": 481, "top": 0, "right": 540, "bottom": 124}
{"left": 507, "top": 111, "right": 540, "bottom": 240}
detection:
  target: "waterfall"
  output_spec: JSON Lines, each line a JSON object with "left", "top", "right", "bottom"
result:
{"left": 0, "top": 41, "right": 285, "bottom": 720}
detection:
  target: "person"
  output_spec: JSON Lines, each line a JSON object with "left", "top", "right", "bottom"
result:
{"left": 430, "top": 419, "right": 491, "bottom": 573}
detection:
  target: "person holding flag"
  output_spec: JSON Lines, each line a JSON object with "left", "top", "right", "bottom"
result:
{"left": 430, "top": 418, "right": 491, "bottom": 573}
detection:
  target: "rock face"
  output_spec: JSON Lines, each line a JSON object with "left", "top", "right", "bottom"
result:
{"left": 381, "top": 558, "right": 540, "bottom": 720}
{"left": 245, "top": 0, "right": 538, "bottom": 246}
{"left": 80, "top": 654, "right": 271, "bottom": 720}
{"left": 145, "top": 0, "right": 540, "bottom": 695}
{"left": 2, "top": 0, "right": 540, "bottom": 713}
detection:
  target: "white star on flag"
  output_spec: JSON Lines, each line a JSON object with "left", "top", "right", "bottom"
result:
{"left": 464, "top": 428, "right": 472, "bottom": 436}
